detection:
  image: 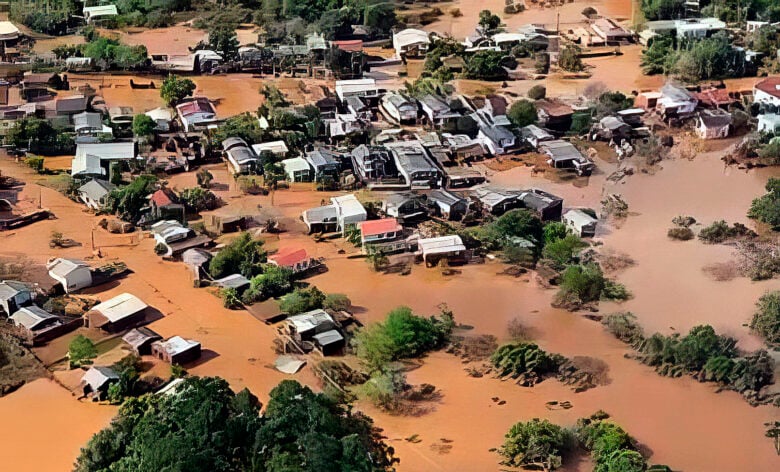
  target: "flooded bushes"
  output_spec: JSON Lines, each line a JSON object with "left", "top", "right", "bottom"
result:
{"left": 208, "top": 232, "right": 267, "bottom": 279}
{"left": 553, "top": 263, "right": 629, "bottom": 310}
{"left": 242, "top": 266, "right": 294, "bottom": 304}
{"left": 499, "top": 418, "right": 571, "bottom": 470}
{"left": 278, "top": 286, "right": 325, "bottom": 315}
{"left": 751, "top": 291, "right": 780, "bottom": 346}
{"left": 667, "top": 227, "right": 694, "bottom": 240}
{"left": 748, "top": 178, "right": 780, "bottom": 229}
{"left": 698, "top": 220, "right": 756, "bottom": 243}
{"left": 601, "top": 312, "right": 644, "bottom": 345}
{"left": 75, "top": 377, "right": 397, "bottom": 472}
{"left": 575, "top": 413, "right": 648, "bottom": 472}
{"left": 491, "top": 342, "right": 565, "bottom": 386}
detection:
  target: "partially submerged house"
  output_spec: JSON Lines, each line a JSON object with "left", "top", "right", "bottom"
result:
{"left": 656, "top": 83, "right": 698, "bottom": 119}
{"left": 284, "top": 309, "right": 336, "bottom": 339}
{"left": 540, "top": 140, "right": 594, "bottom": 176}
{"left": 305, "top": 148, "right": 342, "bottom": 181}
{"left": 9, "top": 305, "right": 61, "bottom": 339}
{"left": 474, "top": 188, "right": 520, "bottom": 215}
{"left": 564, "top": 209, "right": 598, "bottom": 238}
{"left": 381, "top": 192, "right": 428, "bottom": 220}
{"left": 268, "top": 247, "right": 322, "bottom": 275}
{"left": 519, "top": 188, "right": 564, "bottom": 221}
{"left": 521, "top": 124, "right": 554, "bottom": 148}
{"left": 428, "top": 189, "right": 469, "bottom": 221}
{"left": 417, "top": 235, "right": 466, "bottom": 266}
{"left": 419, "top": 94, "right": 461, "bottom": 129}
{"left": 152, "top": 336, "right": 202, "bottom": 365}
{"left": 71, "top": 141, "right": 136, "bottom": 177}
{"left": 212, "top": 274, "right": 251, "bottom": 293}
{"left": 594, "top": 116, "right": 632, "bottom": 142}
{"left": 393, "top": 28, "right": 430, "bottom": 59}
{"left": 251, "top": 140, "right": 289, "bottom": 158}
{"left": 758, "top": 113, "right": 780, "bottom": 134}
{"left": 0, "top": 280, "right": 32, "bottom": 315}
{"left": 81, "top": 366, "right": 119, "bottom": 400}
{"left": 223, "top": 137, "right": 260, "bottom": 174}
{"left": 84, "top": 293, "right": 148, "bottom": 332}
{"left": 536, "top": 100, "right": 574, "bottom": 131}
{"left": 359, "top": 217, "right": 403, "bottom": 247}
{"left": 381, "top": 92, "right": 418, "bottom": 124}
{"left": 73, "top": 112, "right": 111, "bottom": 139}
{"left": 302, "top": 194, "right": 366, "bottom": 234}
{"left": 592, "top": 18, "right": 633, "bottom": 44}
{"left": 78, "top": 179, "right": 116, "bottom": 210}
{"left": 176, "top": 98, "right": 218, "bottom": 132}
{"left": 478, "top": 124, "right": 516, "bottom": 155}
{"left": 47, "top": 258, "right": 92, "bottom": 293}
{"left": 334, "top": 79, "right": 384, "bottom": 105}
{"left": 148, "top": 188, "right": 185, "bottom": 224}
{"left": 122, "top": 327, "right": 162, "bottom": 355}
{"left": 753, "top": 77, "right": 780, "bottom": 107}
{"left": 384, "top": 140, "right": 441, "bottom": 189}
{"left": 696, "top": 109, "right": 732, "bottom": 139}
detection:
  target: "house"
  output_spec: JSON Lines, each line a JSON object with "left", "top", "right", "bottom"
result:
{"left": 223, "top": 137, "right": 259, "bottom": 174}
{"left": 54, "top": 94, "right": 87, "bottom": 118}
{"left": 325, "top": 112, "right": 368, "bottom": 138}
{"left": 657, "top": 82, "right": 698, "bottom": 118}
{"left": 108, "top": 106, "right": 134, "bottom": 126}
{"left": 316, "top": 96, "right": 339, "bottom": 119}
{"left": 378, "top": 193, "right": 424, "bottom": 221}
{"left": 428, "top": 189, "right": 469, "bottom": 221}
{"left": 148, "top": 188, "right": 185, "bottom": 224}
{"left": 71, "top": 142, "right": 136, "bottom": 177}
{"left": 381, "top": 92, "right": 418, "bottom": 124}
{"left": 268, "top": 247, "right": 321, "bottom": 275}
{"left": 84, "top": 293, "right": 148, "bottom": 332}
{"left": 152, "top": 336, "right": 202, "bottom": 364}
{"left": 251, "top": 140, "right": 289, "bottom": 158}
{"left": 592, "top": 18, "right": 633, "bottom": 44}
{"left": 478, "top": 124, "right": 516, "bottom": 155}
{"left": 0, "top": 21, "right": 20, "bottom": 44}
{"left": 9, "top": 305, "right": 62, "bottom": 338}
{"left": 47, "top": 258, "right": 92, "bottom": 293}
{"left": 334, "top": 79, "right": 384, "bottom": 104}
{"left": 305, "top": 148, "right": 342, "bottom": 181}
{"left": 81, "top": 366, "right": 119, "bottom": 400}
{"left": 754, "top": 77, "right": 780, "bottom": 107}
{"left": 695, "top": 88, "right": 736, "bottom": 109}
{"left": 359, "top": 218, "right": 403, "bottom": 246}
{"left": 0, "top": 280, "right": 32, "bottom": 315}
{"left": 350, "top": 145, "right": 400, "bottom": 185}
{"left": 417, "top": 235, "right": 466, "bottom": 266}
{"left": 313, "top": 330, "right": 345, "bottom": 356}
{"left": 634, "top": 91, "right": 663, "bottom": 110}
{"left": 696, "top": 109, "right": 732, "bottom": 139}
{"left": 83, "top": 5, "right": 118, "bottom": 24}
{"left": 594, "top": 116, "right": 632, "bottom": 142}
{"left": 122, "top": 327, "right": 162, "bottom": 355}
{"left": 419, "top": 94, "right": 461, "bottom": 129}
{"left": 640, "top": 18, "right": 725, "bottom": 44}
{"left": 150, "top": 220, "right": 192, "bottom": 246}
{"left": 474, "top": 188, "right": 520, "bottom": 215}
{"left": 393, "top": 28, "right": 430, "bottom": 59}
{"left": 73, "top": 112, "right": 111, "bottom": 138}
{"left": 176, "top": 98, "right": 218, "bottom": 132}
{"left": 540, "top": 140, "right": 594, "bottom": 176}
{"left": 616, "top": 108, "right": 646, "bottom": 126}
{"left": 536, "top": 100, "right": 574, "bottom": 131}
{"left": 285, "top": 309, "right": 337, "bottom": 340}
{"left": 145, "top": 108, "right": 173, "bottom": 132}
{"left": 521, "top": 124, "right": 554, "bottom": 148}
{"left": 758, "top": 113, "right": 780, "bottom": 134}
{"left": 519, "top": 189, "right": 564, "bottom": 221}
{"left": 384, "top": 140, "right": 441, "bottom": 189}
{"left": 281, "top": 157, "right": 313, "bottom": 182}
{"left": 564, "top": 209, "right": 598, "bottom": 237}
{"left": 212, "top": 274, "right": 251, "bottom": 293}
{"left": 78, "top": 179, "right": 116, "bottom": 210}
{"left": 302, "top": 194, "right": 366, "bottom": 234}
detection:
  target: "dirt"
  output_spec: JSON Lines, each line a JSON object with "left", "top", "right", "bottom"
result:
{"left": 0, "top": 333, "right": 48, "bottom": 396}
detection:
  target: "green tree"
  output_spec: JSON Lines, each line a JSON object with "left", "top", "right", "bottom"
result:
{"left": 464, "top": 50, "right": 514, "bottom": 80}
{"left": 107, "top": 174, "right": 158, "bottom": 223}
{"left": 641, "top": 35, "right": 675, "bottom": 75}
{"left": 209, "top": 232, "right": 266, "bottom": 278}
{"left": 323, "top": 293, "right": 352, "bottom": 311}
{"left": 477, "top": 209, "right": 544, "bottom": 249}
{"left": 160, "top": 74, "right": 196, "bottom": 106}
{"left": 542, "top": 234, "right": 587, "bottom": 270}
{"left": 212, "top": 112, "right": 268, "bottom": 147}
{"left": 559, "top": 45, "right": 584, "bottom": 72}
{"left": 557, "top": 263, "right": 607, "bottom": 304}
{"left": 243, "top": 265, "right": 294, "bottom": 303}
{"left": 69, "top": 335, "right": 97, "bottom": 368}
{"left": 179, "top": 187, "right": 220, "bottom": 212}
{"left": 279, "top": 286, "right": 326, "bottom": 315}
{"left": 543, "top": 222, "right": 569, "bottom": 245}
{"left": 499, "top": 418, "right": 570, "bottom": 470}
{"left": 132, "top": 114, "right": 156, "bottom": 138}
{"left": 478, "top": 9, "right": 501, "bottom": 32}
{"left": 209, "top": 26, "right": 240, "bottom": 60}
{"left": 641, "top": 0, "right": 686, "bottom": 20}
{"left": 752, "top": 291, "right": 780, "bottom": 345}
{"left": 748, "top": 178, "right": 780, "bottom": 229}
{"left": 507, "top": 99, "right": 538, "bottom": 127}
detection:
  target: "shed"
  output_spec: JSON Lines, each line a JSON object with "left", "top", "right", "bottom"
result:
{"left": 251, "top": 140, "right": 289, "bottom": 157}
{"left": 122, "top": 327, "right": 162, "bottom": 355}
{"left": 312, "top": 330, "right": 345, "bottom": 356}
{"left": 540, "top": 140, "right": 594, "bottom": 176}
{"left": 428, "top": 189, "right": 469, "bottom": 220}
{"left": 563, "top": 209, "right": 598, "bottom": 237}
{"left": 212, "top": 274, "right": 251, "bottom": 293}
{"left": 0, "top": 280, "right": 33, "bottom": 315}
{"left": 521, "top": 124, "right": 554, "bottom": 148}
{"left": 85, "top": 293, "right": 148, "bottom": 332}
{"left": 151, "top": 336, "right": 202, "bottom": 365}
{"left": 519, "top": 189, "right": 564, "bottom": 222}
{"left": 9, "top": 305, "right": 60, "bottom": 333}
{"left": 696, "top": 109, "right": 732, "bottom": 139}
{"left": 81, "top": 366, "right": 119, "bottom": 399}
{"left": 474, "top": 188, "right": 520, "bottom": 215}
{"left": 182, "top": 248, "right": 212, "bottom": 270}
{"left": 417, "top": 235, "right": 466, "bottom": 266}
{"left": 47, "top": 258, "right": 93, "bottom": 293}
{"left": 285, "top": 309, "right": 336, "bottom": 340}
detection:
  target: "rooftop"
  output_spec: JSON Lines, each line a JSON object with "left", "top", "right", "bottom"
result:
{"left": 360, "top": 218, "right": 402, "bottom": 236}
{"left": 90, "top": 293, "right": 147, "bottom": 323}
{"left": 10, "top": 306, "right": 58, "bottom": 331}
{"left": 755, "top": 77, "right": 780, "bottom": 99}
{"left": 154, "top": 336, "right": 201, "bottom": 356}
{"left": 269, "top": 247, "right": 309, "bottom": 267}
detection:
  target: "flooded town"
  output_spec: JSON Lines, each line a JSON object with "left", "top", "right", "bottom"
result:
{"left": 0, "top": 0, "right": 779, "bottom": 471}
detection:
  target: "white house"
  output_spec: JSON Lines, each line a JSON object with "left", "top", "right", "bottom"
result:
{"left": 695, "top": 109, "right": 732, "bottom": 139}
{"left": 478, "top": 124, "right": 516, "bottom": 155}
{"left": 754, "top": 77, "right": 780, "bottom": 107}
{"left": 417, "top": 235, "right": 466, "bottom": 266}
{"left": 332, "top": 194, "right": 367, "bottom": 232}
{"left": 222, "top": 137, "right": 259, "bottom": 174}
{"left": 83, "top": 5, "right": 118, "bottom": 24}
{"left": 335, "top": 79, "right": 383, "bottom": 103}
{"left": 393, "top": 28, "right": 430, "bottom": 58}
{"left": 281, "top": 157, "right": 313, "bottom": 182}
{"left": 758, "top": 113, "right": 780, "bottom": 134}
{"left": 71, "top": 142, "right": 136, "bottom": 177}
{"left": 563, "top": 209, "right": 598, "bottom": 238}
{"left": 251, "top": 140, "right": 289, "bottom": 157}
{"left": 47, "top": 258, "right": 93, "bottom": 293}
{"left": 78, "top": 179, "right": 116, "bottom": 210}
{"left": 381, "top": 92, "right": 418, "bottom": 124}
{"left": 0, "top": 280, "right": 32, "bottom": 315}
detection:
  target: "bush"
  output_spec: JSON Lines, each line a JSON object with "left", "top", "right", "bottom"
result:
{"left": 698, "top": 220, "right": 756, "bottom": 243}
{"left": 582, "top": 7, "right": 598, "bottom": 18}
{"left": 209, "top": 232, "right": 266, "bottom": 279}
{"left": 25, "top": 156, "right": 44, "bottom": 173}
{"left": 499, "top": 418, "right": 570, "bottom": 470}
{"left": 491, "top": 342, "right": 564, "bottom": 383}
{"left": 449, "top": 8, "right": 462, "bottom": 17}
{"left": 542, "top": 234, "right": 587, "bottom": 269}
{"left": 69, "top": 335, "right": 97, "bottom": 368}
{"left": 528, "top": 85, "right": 547, "bottom": 100}
{"left": 602, "top": 312, "right": 644, "bottom": 344}
{"left": 179, "top": 187, "right": 220, "bottom": 213}
{"left": 242, "top": 266, "right": 294, "bottom": 303}
{"left": 557, "top": 263, "right": 606, "bottom": 305}
{"left": 667, "top": 227, "right": 694, "bottom": 240}
{"left": 220, "top": 287, "right": 241, "bottom": 309}
{"left": 323, "top": 293, "right": 352, "bottom": 311}
{"left": 559, "top": 45, "right": 584, "bottom": 73}
{"left": 752, "top": 291, "right": 780, "bottom": 345}
{"left": 476, "top": 209, "right": 544, "bottom": 249}
{"left": 508, "top": 99, "right": 538, "bottom": 127}
{"left": 570, "top": 113, "right": 592, "bottom": 134}
{"left": 160, "top": 74, "right": 196, "bottom": 106}
{"left": 278, "top": 286, "right": 326, "bottom": 315}
{"left": 132, "top": 114, "right": 156, "bottom": 138}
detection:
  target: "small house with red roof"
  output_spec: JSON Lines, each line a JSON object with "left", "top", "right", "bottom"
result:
{"left": 147, "top": 188, "right": 185, "bottom": 224}
{"left": 175, "top": 97, "right": 218, "bottom": 132}
{"left": 268, "top": 247, "right": 323, "bottom": 275}
{"left": 754, "top": 77, "right": 780, "bottom": 107}
{"left": 359, "top": 218, "right": 403, "bottom": 250}
{"left": 695, "top": 88, "right": 736, "bottom": 109}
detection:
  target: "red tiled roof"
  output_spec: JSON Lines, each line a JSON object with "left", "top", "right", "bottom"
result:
{"left": 695, "top": 88, "right": 735, "bottom": 106}
{"left": 755, "top": 77, "right": 780, "bottom": 99}
{"left": 333, "top": 40, "right": 363, "bottom": 52}
{"left": 150, "top": 189, "right": 175, "bottom": 207}
{"left": 269, "top": 247, "right": 308, "bottom": 267}
{"left": 359, "top": 218, "right": 401, "bottom": 237}
{"left": 177, "top": 98, "right": 213, "bottom": 117}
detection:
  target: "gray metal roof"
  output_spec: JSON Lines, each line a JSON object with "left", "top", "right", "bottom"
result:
{"left": 0, "top": 280, "right": 31, "bottom": 299}
{"left": 10, "top": 305, "right": 57, "bottom": 331}
{"left": 73, "top": 112, "right": 103, "bottom": 131}
{"left": 78, "top": 179, "right": 116, "bottom": 201}
{"left": 122, "top": 327, "right": 162, "bottom": 349}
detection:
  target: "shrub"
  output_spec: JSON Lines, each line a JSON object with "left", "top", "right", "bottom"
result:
{"left": 25, "top": 156, "right": 44, "bottom": 173}
{"left": 69, "top": 335, "right": 97, "bottom": 368}
{"left": 570, "top": 113, "right": 592, "bottom": 134}
{"left": 751, "top": 291, "right": 780, "bottom": 345}
{"left": 601, "top": 312, "right": 644, "bottom": 344}
{"left": 160, "top": 74, "right": 196, "bottom": 106}
{"left": 559, "top": 45, "right": 584, "bottom": 72}
{"left": 209, "top": 232, "right": 266, "bottom": 279}
{"left": 220, "top": 287, "right": 241, "bottom": 309}
{"left": 508, "top": 99, "right": 538, "bottom": 127}
{"left": 278, "top": 286, "right": 326, "bottom": 315}
{"left": 667, "top": 227, "right": 694, "bottom": 240}
{"left": 323, "top": 293, "right": 352, "bottom": 311}
{"left": 242, "top": 266, "right": 294, "bottom": 303}
{"left": 491, "top": 342, "right": 564, "bottom": 383}
{"left": 543, "top": 222, "right": 569, "bottom": 245}
{"left": 542, "top": 234, "right": 587, "bottom": 269}
{"left": 449, "top": 8, "right": 462, "bottom": 17}
{"left": 582, "top": 7, "right": 598, "bottom": 18}
{"left": 557, "top": 263, "right": 606, "bottom": 305}
{"left": 528, "top": 85, "right": 547, "bottom": 100}
{"left": 499, "top": 419, "right": 570, "bottom": 470}
{"left": 179, "top": 187, "right": 220, "bottom": 213}
{"left": 476, "top": 209, "right": 544, "bottom": 249}
{"left": 698, "top": 220, "right": 730, "bottom": 243}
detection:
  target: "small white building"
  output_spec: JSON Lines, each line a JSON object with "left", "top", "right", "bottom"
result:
{"left": 10, "top": 306, "right": 61, "bottom": 334}
{"left": 83, "top": 5, "right": 118, "bottom": 24}
{"left": 71, "top": 142, "right": 137, "bottom": 177}
{"left": 381, "top": 92, "right": 418, "bottom": 123}
{"left": 758, "top": 113, "right": 780, "bottom": 134}
{"left": 335, "top": 79, "right": 383, "bottom": 103}
{"left": 176, "top": 98, "right": 218, "bottom": 132}
{"left": 521, "top": 124, "right": 554, "bottom": 148}
{"left": 251, "top": 140, "right": 289, "bottom": 157}
{"left": 563, "top": 209, "right": 598, "bottom": 238}
{"left": 280, "top": 157, "right": 313, "bottom": 182}
{"left": 417, "top": 235, "right": 466, "bottom": 266}
{"left": 78, "top": 179, "right": 116, "bottom": 210}
{"left": 332, "top": 194, "right": 367, "bottom": 232}
{"left": 393, "top": 28, "right": 430, "bottom": 58}
{"left": 0, "top": 280, "right": 33, "bottom": 316}
{"left": 695, "top": 109, "right": 732, "bottom": 139}
{"left": 47, "top": 258, "right": 93, "bottom": 293}
{"left": 754, "top": 77, "right": 780, "bottom": 107}
{"left": 223, "top": 137, "right": 259, "bottom": 174}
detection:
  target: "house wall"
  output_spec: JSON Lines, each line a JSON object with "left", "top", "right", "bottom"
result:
{"left": 754, "top": 89, "right": 780, "bottom": 107}
{"left": 58, "top": 268, "right": 93, "bottom": 293}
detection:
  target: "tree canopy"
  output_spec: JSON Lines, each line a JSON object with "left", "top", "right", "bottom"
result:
{"left": 209, "top": 232, "right": 267, "bottom": 279}
{"left": 748, "top": 177, "right": 780, "bottom": 229}
{"left": 160, "top": 74, "right": 197, "bottom": 106}
{"left": 507, "top": 100, "right": 538, "bottom": 127}
{"left": 751, "top": 291, "right": 780, "bottom": 345}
